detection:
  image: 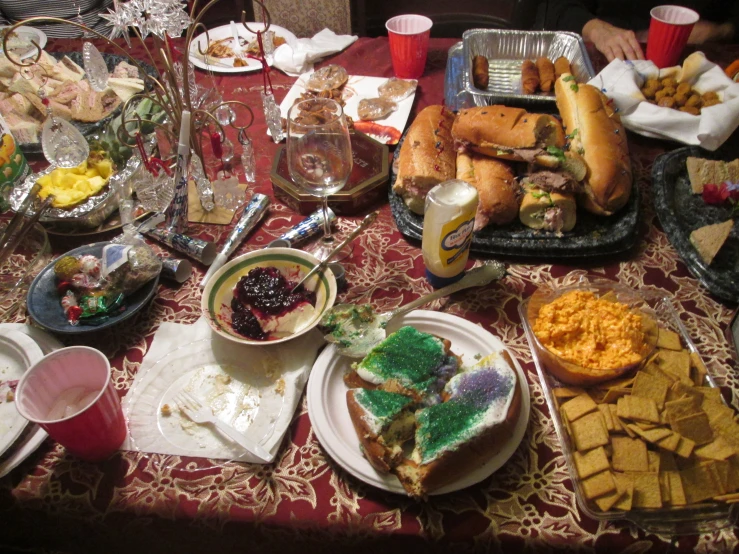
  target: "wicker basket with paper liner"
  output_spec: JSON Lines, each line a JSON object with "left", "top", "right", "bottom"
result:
{"left": 587, "top": 52, "right": 739, "bottom": 151}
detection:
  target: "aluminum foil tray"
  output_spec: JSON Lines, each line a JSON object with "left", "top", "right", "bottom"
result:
{"left": 461, "top": 29, "right": 596, "bottom": 108}
{"left": 10, "top": 152, "right": 142, "bottom": 231}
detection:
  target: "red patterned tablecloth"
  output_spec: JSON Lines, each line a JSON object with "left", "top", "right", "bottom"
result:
{"left": 2, "top": 36, "right": 739, "bottom": 554}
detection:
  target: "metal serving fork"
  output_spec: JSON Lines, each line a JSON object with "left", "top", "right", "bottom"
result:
{"left": 174, "top": 390, "right": 273, "bottom": 463}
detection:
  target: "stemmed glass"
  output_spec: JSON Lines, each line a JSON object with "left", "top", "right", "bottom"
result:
{"left": 287, "top": 98, "right": 353, "bottom": 261}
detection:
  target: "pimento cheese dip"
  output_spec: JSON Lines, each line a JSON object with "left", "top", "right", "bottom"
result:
{"left": 532, "top": 290, "right": 648, "bottom": 370}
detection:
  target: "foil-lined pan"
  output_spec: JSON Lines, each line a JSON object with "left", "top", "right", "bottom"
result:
{"left": 461, "top": 29, "right": 596, "bottom": 108}
{"left": 10, "top": 151, "right": 143, "bottom": 231}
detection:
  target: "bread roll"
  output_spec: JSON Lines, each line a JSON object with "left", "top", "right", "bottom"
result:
{"left": 392, "top": 105, "right": 456, "bottom": 214}
{"left": 519, "top": 186, "right": 576, "bottom": 232}
{"left": 451, "top": 105, "right": 565, "bottom": 162}
{"left": 555, "top": 74, "right": 632, "bottom": 216}
{"left": 456, "top": 151, "right": 518, "bottom": 230}
{"left": 536, "top": 57, "right": 555, "bottom": 92}
{"left": 521, "top": 60, "right": 539, "bottom": 94}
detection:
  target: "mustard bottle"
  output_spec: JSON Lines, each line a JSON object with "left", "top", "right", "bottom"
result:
{"left": 422, "top": 179, "right": 478, "bottom": 288}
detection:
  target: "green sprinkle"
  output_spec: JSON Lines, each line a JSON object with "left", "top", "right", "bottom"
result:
{"left": 355, "top": 389, "right": 413, "bottom": 420}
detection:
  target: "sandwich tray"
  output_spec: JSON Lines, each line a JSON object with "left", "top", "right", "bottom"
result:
{"left": 652, "top": 142, "right": 739, "bottom": 304}
{"left": 454, "top": 30, "right": 595, "bottom": 110}
{"left": 388, "top": 132, "right": 640, "bottom": 259}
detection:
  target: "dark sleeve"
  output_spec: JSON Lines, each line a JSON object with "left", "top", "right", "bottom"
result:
{"left": 544, "top": 0, "right": 599, "bottom": 35}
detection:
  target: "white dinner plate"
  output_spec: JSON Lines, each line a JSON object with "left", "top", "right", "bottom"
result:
{"left": 278, "top": 74, "right": 416, "bottom": 145}
{"left": 0, "top": 26, "right": 47, "bottom": 61}
{"left": 307, "top": 310, "right": 531, "bottom": 496}
{"left": 0, "top": 324, "right": 62, "bottom": 478}
{"left": 188, "top": 22, "right": 297, "bottom": 74}
{"left": 124, "top": 334, "right": 317, "bottom": 463}
{"left": 0, "top": 329, "right": 44, "bottom": 459}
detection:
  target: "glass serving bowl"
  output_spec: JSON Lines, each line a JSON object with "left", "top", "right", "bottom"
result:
{"left": 0, "top": 222, "right": 51, "bottom": 317}
{"left": 523, "top": 279, "right": 658, "bottom": 386}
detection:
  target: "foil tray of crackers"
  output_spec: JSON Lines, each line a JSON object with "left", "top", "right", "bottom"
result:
{"left": 520, "top": 278, "right": 739, "bottom": 534}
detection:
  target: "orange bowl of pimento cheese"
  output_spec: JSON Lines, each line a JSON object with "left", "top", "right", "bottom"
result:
{"left": 524, "top": 281, "right": 658, "bottom": 385}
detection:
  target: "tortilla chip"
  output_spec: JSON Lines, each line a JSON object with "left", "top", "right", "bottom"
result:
{"left": 553, "top": 386, "right": 586, "bottom": 399}
{"left": 681, "top": 463, "right": 723, "bottom": 503}
{"left": 655, "top": 431, "right": 681, "bottom": 453}
{"left": 694, "top": 437, "right": 736, "bottom": 461}
{"left": 664, "top": 397, "right": 700, "bottom": 424}
{"left": 609, "top": 405, "right": 624, "bottom": 433}
{"left": 690, "top": 351, "right": 708, "bottom": 386}
{"left": 667, "top": 471, "right": 687, "bottom": 505}
{"left": 594, "top": 484, "right": 625, "bottom": 512}
{"left": 611, "top": 436, "right": 649, "bottom": 472}
{"left": 629, "top": 425, "right": 672, "bottom": 444}
{"left": 602, "top": 387, "right": 632, "bottom": 404}
{"left": 675, "top": 436, "right": 696, "bottom": 458}
{"left": 598, "top": 404, "right": 615, "bottom": 432}
{"left": 656, "top": 349, "right": 692, "bottom": 384}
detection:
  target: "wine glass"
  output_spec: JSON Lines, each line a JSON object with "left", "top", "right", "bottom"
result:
{"left": 287, "top": 98, "right": 353, "bottom": 261}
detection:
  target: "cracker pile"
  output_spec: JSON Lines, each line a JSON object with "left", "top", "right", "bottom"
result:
{"left": 554, "top": 326, "right": 739, "bottom": 512}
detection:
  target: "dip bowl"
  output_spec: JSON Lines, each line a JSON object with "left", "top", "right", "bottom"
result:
{"left": 201, "top": 247, "right": 338, "bottom": 346}
{"left": 521, "top": 279, "right": 658, "bottom": 386}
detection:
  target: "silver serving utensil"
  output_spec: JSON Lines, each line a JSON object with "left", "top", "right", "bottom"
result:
{"left": 291, "top": 211, "right": 378, "bottom": 293}
{"left": 320, "top": 260, "right": 506, "bottom": 358}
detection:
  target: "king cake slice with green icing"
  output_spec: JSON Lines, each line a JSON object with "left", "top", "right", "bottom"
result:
{"left": 352, "top": 326, "right": 460, "bottom": 402}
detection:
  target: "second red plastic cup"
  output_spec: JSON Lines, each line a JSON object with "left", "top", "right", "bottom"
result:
{"left": 386, "top": 15, "right": 433, "bottom": 79}
{"left": 646, "top": 5, "right": 699, "bottom": 68}
{"left": 15, "top": 346, "right": 127, "bottom": 462}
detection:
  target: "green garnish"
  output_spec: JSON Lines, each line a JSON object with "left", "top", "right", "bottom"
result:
{"left": 563, "top": 75, "right": 576, "bottom": 82}
{"left": 546, "top": 146, "right": 566, "bottom": 163}
{"left": 570, "top": 83, "right": 579, "bottom": 92}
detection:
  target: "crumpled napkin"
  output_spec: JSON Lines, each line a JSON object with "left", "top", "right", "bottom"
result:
{"left": 587, "top": 52, "right": 739, "bottom": 151}
{"left": 121, "top": 316, "right": 323, "bottom": 463}
{"left": 273, "top": 28, "right": 358, "bottom": 76}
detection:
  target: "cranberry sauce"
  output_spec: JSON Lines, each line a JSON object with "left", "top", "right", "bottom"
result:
{"left": 230, "top": 267, "right": 316, "bottom": 340}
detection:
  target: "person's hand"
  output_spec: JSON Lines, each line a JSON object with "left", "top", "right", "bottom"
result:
{"left": 582, "top": 19, "right": 645, "bottom": 62}
{"left": 688, "top": 21, "right": 734, "bottom": 44}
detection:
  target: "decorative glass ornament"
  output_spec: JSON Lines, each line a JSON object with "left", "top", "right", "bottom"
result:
{"left": 83, "top": 42, "right": 109, "bottom": 92}
{"left": 41, "top": 116, "right": 89, "bottom": 168}
{"left": 238, "top": 130, "right": 255, "bottom": 183}
{"left": 261, "top": 90, "right": 284, "bottom": 143}
{"left": 189, "top": 153, "right": 215, "bottom": 212}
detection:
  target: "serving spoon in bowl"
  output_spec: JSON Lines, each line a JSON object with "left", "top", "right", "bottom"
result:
{"left": 319, "top": 260, "right": 506, "bottom": 358}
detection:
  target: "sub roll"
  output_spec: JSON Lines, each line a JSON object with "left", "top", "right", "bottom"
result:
{"left": 555, "top": 74, "right": 632, "bottom": 216}
{"left": 392, "top": 105, "right": 456, "bottom": 214}
{"left": 451, "top": 105, "right": 565, "bottom": 164}
{"left": 456, "top": 152, "right": 519, "bottom": 230}
{"left": 536, "top": 57, "right": 555, "bottom": 92}
{"left": 521, "top": 60, "right": 539, "bottom": 94}
{"left": 519, "top": 185, "right": 576, "bottom": 233}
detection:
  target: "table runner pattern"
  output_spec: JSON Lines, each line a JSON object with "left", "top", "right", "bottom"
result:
{"left": 1, "top": 37, "right": 739, "bottom": 553}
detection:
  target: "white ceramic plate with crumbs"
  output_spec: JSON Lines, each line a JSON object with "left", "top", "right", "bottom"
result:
{"left": 0, "top": 329, "right": 44, "bottom": 459}
{"left": 0, "top": 26, "right": 47, "bottom": 61}
{"left": 307, "top": 310, "right": 531, "bottom": 496}
{"left": 188, "top": 22, "right": 297, "bottom": 73}
{"left": 277, "top": 74, "right": 416, "bottom": 145}
{"left": 0, "top": 324, "right": 62, "bottom": 478}
{"left": 124, "top": 333, "right": 319, "bottom": 463}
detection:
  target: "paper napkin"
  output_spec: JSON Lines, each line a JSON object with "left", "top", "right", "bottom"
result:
{"left": 588, "top": 52, "right": 739, "bottom": 151}
{"left": 273, "top": 28, "right": 358, "bottom": 76}
{"left": 121, "top": 316, "right": 323, "bottom": 463}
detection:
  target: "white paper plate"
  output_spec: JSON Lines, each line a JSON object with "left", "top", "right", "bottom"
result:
{"left": 0, "top": 26, "right": 47, "bottom": 61}
{"left": 124, "top": 334, "right": 316, "bottom": 463}
{"left": 278, "top": 74, "right": 416, "bottom": 145}
{"left": 0, "top": 329, "right": 44, "bottom": 459}
{"left": 188, "top": 22, "right": 297, "bottom": 73}
{"left": 0, "top": 324, "right": 61, "bottom": 478}
{"left": 307, "top": 310, "right": 531, "bottom": 496}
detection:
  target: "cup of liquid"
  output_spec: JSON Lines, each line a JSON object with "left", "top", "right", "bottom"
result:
{"left": 15, "top": 346, "right": 127, "bottom": 462}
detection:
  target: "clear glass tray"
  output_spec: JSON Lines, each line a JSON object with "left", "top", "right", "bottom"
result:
{"left": 519, "top": 277, "right": 739, "bottom": 535}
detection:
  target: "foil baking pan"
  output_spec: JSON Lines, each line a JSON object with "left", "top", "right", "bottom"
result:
{"left": 10, "top": 151, "right": 142, "bottom": 230}
{"left": 461, "top": 29, "right": 596, "bottom": 108}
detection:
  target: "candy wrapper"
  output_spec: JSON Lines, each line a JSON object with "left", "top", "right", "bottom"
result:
{"left": 54, "top": 243, "right": 161, "bottom": 326}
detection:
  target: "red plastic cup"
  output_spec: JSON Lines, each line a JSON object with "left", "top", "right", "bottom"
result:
{"left": 15, "top": 346, "right": 127, "bottom": 462}
{"left": 646, "top": 5, "right": 699, "bottom": 68}
{"left": 386, "top": 15, "right": 433, "bottom": 79}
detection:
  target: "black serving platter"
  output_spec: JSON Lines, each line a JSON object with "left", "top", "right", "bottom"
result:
{"left": 19, "top": 52, "right": 157, "bottom": 155}
{"left": 652, "top": 144, "right": 739, "bottom": 304}
{"left": 389, "top": 134, "right": 640, "bottom": 259}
